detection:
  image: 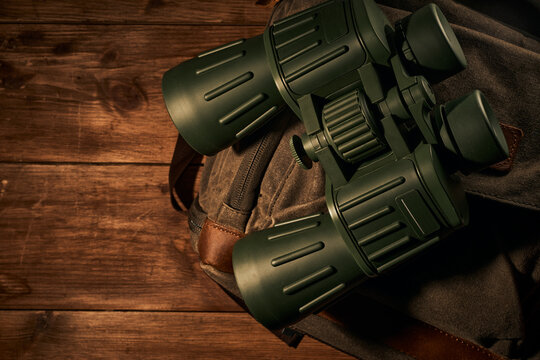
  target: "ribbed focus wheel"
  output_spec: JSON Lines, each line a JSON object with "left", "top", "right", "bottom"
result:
{"left": 322, "top": 90, "right": 386, "bottom": 163}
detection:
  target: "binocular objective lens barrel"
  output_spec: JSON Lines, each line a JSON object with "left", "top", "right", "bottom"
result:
{"left": 232, "top": 213, "right": 366, "bottom": 330}
{"left": 162, "top": 35, "right": 284, "bottom": 155}
{"left": 161, "top": 0, "right": 403, "bottom": 155}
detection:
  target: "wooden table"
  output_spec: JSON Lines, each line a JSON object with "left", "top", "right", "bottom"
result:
{"left": 0, "top": 1, "right": 352, "bottom": 358}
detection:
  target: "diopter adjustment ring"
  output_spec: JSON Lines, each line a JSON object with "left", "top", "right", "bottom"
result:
{"left": 289, "top": 135, "right": 313, "bottom": 169}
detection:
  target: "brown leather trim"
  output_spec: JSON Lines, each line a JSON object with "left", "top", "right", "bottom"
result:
{"left": 319, "top": 304, "right": 507, "bottom": 360}
{"left": 489, "top": 123, "right": 523, "bottom": 173}
{"left": 381, "top": 317, "right": 506, "bottom": 360}
{"left": 198, "top": 218, "right": 244, "bottom": 273}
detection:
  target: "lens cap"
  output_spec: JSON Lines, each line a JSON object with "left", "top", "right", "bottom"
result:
{"left": 439, "top": 90, "right": 509, "bottom": 171}
{"left": 399, "top": 4, "right": 467, "bottom": 82}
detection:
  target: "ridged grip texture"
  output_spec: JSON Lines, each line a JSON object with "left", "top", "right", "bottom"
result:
{"left": 322, "top": 90, "right": 386, "bottom": 163}
{"left": 162, "top": 36, "right": 283, "bottom": 155}
{"left": 233, "top": 213, "right": 365, "bottom": 330}
{"left": 331, "top": 146, "right": 463, "bottom": 274}
{"left": 268, "top": 0, "right": 368, "bottom": 97}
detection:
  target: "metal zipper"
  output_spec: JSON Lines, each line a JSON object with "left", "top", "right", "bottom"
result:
{"left": 229, "top": 131, "right": 275, "bottom": 211}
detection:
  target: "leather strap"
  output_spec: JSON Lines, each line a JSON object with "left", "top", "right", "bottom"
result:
{"left": 489, "top": 123, "right": 523, "bottom": 173}
{"left": 198, "top": 218, "right": 244, "bottom": 273}
{"left": 382, "top": 318, "right": 507, "bottom": 360}
{"left": 169, "top": 134, "right": 201, "bottom": 212}
{"left": 319, "top": 295, "right": 507, "bottom": 360}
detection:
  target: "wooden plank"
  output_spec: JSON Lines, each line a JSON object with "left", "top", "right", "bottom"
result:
{"left": 0, "top": 311, "right": 353, "bottom": 359}
{"left": 0, "top": 163, "right": 238, "bottom": 311}
{"left": 0, "top": 0, "right": 273, "bottom": 25}
{"left": 0, "top": 24, "right": 266, "bottom": 163}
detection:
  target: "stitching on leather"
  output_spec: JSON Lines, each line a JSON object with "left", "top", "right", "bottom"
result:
{"left": 419, "top": 321, "right": 505, "bottom": 360}
{"left": 508, "top": 127, "right": 520, "bottom": 157}
{"left": 388, "top": 321, "right": 506, "bottom": 360}
{"left": 509, "top": 130, "right": 519, "bottom": 152}
{"left": 207, "top": 221, "right": 243, "bottom": 239}
{"left": 492, "top": 125, "right": 521, "bottom": 170}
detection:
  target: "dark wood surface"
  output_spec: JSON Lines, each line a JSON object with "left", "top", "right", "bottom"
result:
{"left": 0, "top": 0, "right": 272, "bottom": 24}
{"left": 0, "top": 1, "right": 353, "bottom": 358}
{"left": 0, "top": 311, "right": 351, "bottom": 360}
{"left": 0, "top": 25, "right": 265, "bottom": 163}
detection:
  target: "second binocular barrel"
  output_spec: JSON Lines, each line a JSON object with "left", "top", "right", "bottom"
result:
{"left": 233, "top": 143, "right": 469, "bottom": 330}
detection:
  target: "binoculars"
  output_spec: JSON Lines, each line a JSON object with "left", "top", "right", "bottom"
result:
{"left": 162, "top": 0, "right": 509, "bottom": 330}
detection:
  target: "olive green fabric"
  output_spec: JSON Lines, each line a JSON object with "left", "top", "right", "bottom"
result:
{"left": 189, "top": 1, "right": 540, "bottom": 359}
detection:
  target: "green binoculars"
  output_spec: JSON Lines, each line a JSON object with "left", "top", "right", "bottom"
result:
{"left": 162, "top": 0, "right": 509, "bottom": 330}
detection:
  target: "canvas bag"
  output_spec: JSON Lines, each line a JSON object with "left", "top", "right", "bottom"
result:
{"left": 168, "top": 0, "right": 540, "bottom": 359}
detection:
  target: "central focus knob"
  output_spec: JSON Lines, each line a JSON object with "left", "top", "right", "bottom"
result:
{"left": 322, "top": 90, "right": 386, "bottom": 163}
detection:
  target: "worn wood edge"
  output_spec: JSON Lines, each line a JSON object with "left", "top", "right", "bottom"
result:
{"left": 0, "top": 0, "right": 273, "bottom": 25}
{"left": 0, "top": 163, "right": 233, "bottom": 311}
{"left": 0, "top": 310, "right": 353, "bottom": 359}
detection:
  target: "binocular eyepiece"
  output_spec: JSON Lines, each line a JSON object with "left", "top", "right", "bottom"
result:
{"left": 162, "top": 0, "right": 508, "bottom": 330}
{"left": 436, "top": 90, "right": 508, "bottom": 172}
{"left": 396, "top": 3, "right": 467, "bottom": 83}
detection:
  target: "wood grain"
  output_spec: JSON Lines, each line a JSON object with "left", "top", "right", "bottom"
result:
{"left": 0, "top": 24, "right": 265, "bottom": 163}
{"left": 0, "top": 1, "right": 357, "bottom": 358}
{"left": 0, "top": 0, "right": 273, "bottom": 25}
{"left": 0, "top": 163, "right": 235, "bottom": 311}
{"left": 0, "top": 311, "right": 353, "bottom": 359}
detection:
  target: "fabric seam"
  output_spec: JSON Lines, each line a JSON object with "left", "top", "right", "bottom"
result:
{"left": 267, "top": 158, "right": 297, "bottom": 227}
